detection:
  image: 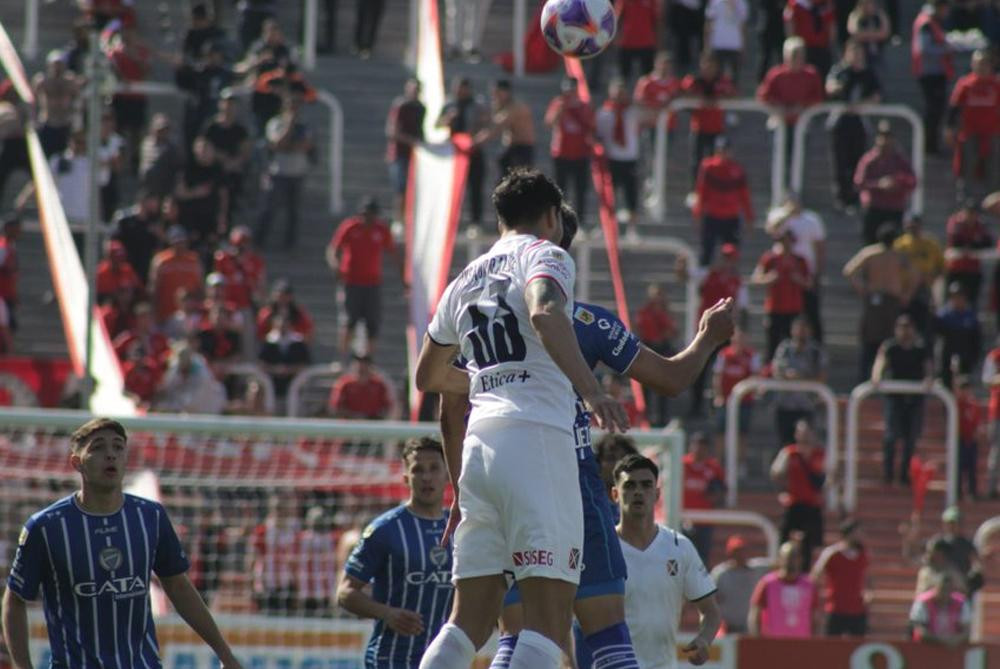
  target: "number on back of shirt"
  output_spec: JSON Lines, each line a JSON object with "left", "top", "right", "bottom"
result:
{"left": 465, "top": 296, "right": 527, "bottom": 369}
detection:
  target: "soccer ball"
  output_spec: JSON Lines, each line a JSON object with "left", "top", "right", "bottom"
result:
{"left": 541, "top": 0, "right": 617, "bottom": 59}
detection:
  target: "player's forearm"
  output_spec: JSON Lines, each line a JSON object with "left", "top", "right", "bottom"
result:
{"left": 337, "top": 587, "right": 390, "bottom": 621}
{"left": 531, "top": 310, "right": 601, "bottom": 398}
{"left": 161, "top": 575, "right": 238, "bottom": 663}
{"left": 439, "top": 392, "right": 470, "bottom": 490}
{"left": 746, "top": 606, "right": 761, "bottom": 636}
{"left": 635, "top": 333, "right": 717, "bottom": 397}
{"left": 694, "top": 596, "right": 722, "bottom": 647}
{"left": 2, "top": 590, "right": 33, "bottom": 669}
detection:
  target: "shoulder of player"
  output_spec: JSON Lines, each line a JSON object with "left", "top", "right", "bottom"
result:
{"left": 658, "top": 525, "right": 700, "bottom": 556}
{"left": 361, "top": 505, "right": 409, "bottom": 539}
{"left": 24, "top": 494, "right": 77, "bottom": 531}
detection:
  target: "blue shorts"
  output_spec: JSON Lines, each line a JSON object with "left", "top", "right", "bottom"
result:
{"left": 504, "top": 447, "right": 626, "bottom": 606}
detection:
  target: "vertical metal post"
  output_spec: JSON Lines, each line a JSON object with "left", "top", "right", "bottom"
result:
{"left": 302, "top": 0, "right": 318, "bottom": 71}
{"left": 513, "top": 0, "right": 526, "bottom": 77}
{"left": 407, "top": 0, "right": 420, "bottom": 69}
{"left": 576, "top": 239, "right": 591, "bottom": 302}
{"left": 23, "top": 0, "right": 39, "bottom": 61}
{"left": 82, "top": 29, "right": 102, "bottom": 410}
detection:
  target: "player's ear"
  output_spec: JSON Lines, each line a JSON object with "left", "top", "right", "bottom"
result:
{"left": 69, "top": 451, "right": 82, "bottom": 472}
{"left": 610, "top": 486, "right": 620, "bottom": 503}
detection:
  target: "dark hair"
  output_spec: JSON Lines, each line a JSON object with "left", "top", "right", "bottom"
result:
{"left": 495, "top": 78, "right": 512, "bottom": 91}
{"left": 492, "top": 168, "right": 563, "bottom": 231}
{"left": 70, "top": 418, "right": 127, "bottom": 452}
{"left": 558, "top": 202, "right": 579, "bottom": 250}
{"left": 613, "top": 453, "right": 659, "bottom": 482}
{"left": 875, "top": 222, "right": 898, "bottom": 247}
{"left": 401, "top": 437, "right": 444, "bottom": 465}
{"left": 839, "top": 517, "right": 859, "bottom": 535}
{"left": 595, "top": 434, "right": 638, "bottom": 464}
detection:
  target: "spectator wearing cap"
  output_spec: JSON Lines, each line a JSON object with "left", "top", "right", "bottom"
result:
{"left": 32, "top": 50, "right": 80, "bottom": 157}
{"left": 595, "top": 77, "right": 642, "bottom": 239}
{"left": 909, "top": 572, "right": 971, "bottom": 645}
{"left": 176, "top": 41, "right": 235, "bottom": 150}
{"left": 705, "top": 0, "right": 749, "bottom": 82}
{"left": 681, "top": 52, "right": 736, "bottom": 191}
{"left": 811, "top": 519, "right": 871, "bottom": 637}
{"left": 475, "top": 80, "right": 537, "bottom": 175}
{"left": 437, "top": 78, "right": 490, "bottom": 227}
{"left": 201, "top": 92, "right": 252, "bottom": 218}
{"left": 945, "top": 200, "right": 993, "bottom": 308}
{"left": 149, "top": 225, "right": 204, "bottom": 324}
{"left": 96, "top": 239, "right": 142, "bottom": 303}
{"left": 751, "top": 227, "right": 809, "bottom": 360}
{"left": 616, "top": 0, "right": 660, "bottom": 80}
{"left": 853, "top": 123, "right": 916, "bottom": 245}
{"left": 682, "top": 431, "right": 726, "bottom": 562}
{"left": 826, "top": 40, "right": 882, "bottom": 212}
{"left": 712, "top": 326, "right": 760, "bottom": 455}
{"left": 871, "top": 314, "right": 933, "bottom": 485}
{"left": 893, "top": 215, "right": 944, "bottom": 334}
{"left": 258, "top": 314, "right": 311, "bottom": 398}
{"left": 385, "top": 78, "right": 426, "bottom": 223}
{"left": 770, "top": 419, "right": 826, "bottom": 569}
{"left": 946, "top": 50, "right": 1000, "bottom": 202}
{"left": 953, "top": 374, "right": 983, "bottom": 500}
{"left": 784, "top": 0, "right": 837, "bottom": 79}
{"left": 771, "top": 316, "right": 827, "bottom": 446}
{"left": 911, "top": 0, "right": 953, "bottom": 155}
{"left": 328, "top": 355, "right": 393, "bottom": 419}
{"left": 182, "top": 3, "right": 226, "bottom": 64}
{"left": 257, "top": 91, "right": 314, "bottom": 249}
{"left": 710, "top": 535, "right": 770, "bottom": 634}
{"left": 546, "top": 78, "right": 596, "bottom": 224}
{"left": 934, "top": 282, "right": 981, "bottom": 387}
{"left": 139, "top": 114, "right": 182, "bottom": 199}
{"left": 693, "top": 137, "right": 754, "bottom": 267}
{"left": 767, "top": 194, "right": 826, "bottom": 341}
{"left": 635, "top": 283, "right": 678, "bottom": 425}
{"left": 256, "top": 279, "right": 314, "bottom": 343}
{"left": 326, "top": 198, "right": 398, "bottom": 357}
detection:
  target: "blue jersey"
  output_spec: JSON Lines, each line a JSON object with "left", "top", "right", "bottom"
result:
{"left": 345, "top": 505, "right": 453, "bottom": 669}
{"left": 7, "top": 493, "right": 189, "bottom": 668}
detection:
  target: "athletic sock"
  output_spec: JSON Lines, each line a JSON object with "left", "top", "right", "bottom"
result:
{"left": 586, "top": 622, "right": 640, "bottom": 669}
{"left": 508, "top": 629, "right": 562, "bottom": 669}
{"left": 488, "top": 633, "right": 518, "bottom": 669}
{"left": 418, "top": 622, "right": 476, "bottom": 669}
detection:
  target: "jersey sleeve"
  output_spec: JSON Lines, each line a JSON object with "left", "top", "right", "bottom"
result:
{"left": 682, "top": 536, "right": 717, "bottom": 601}
{"left": 524, "top": 243, "right": 576, "bottom": 301}
{"left": 590, "top": 306, "right": 641, "bottom": 373}
{"left": 152, "top": 506, "right": 191, "bottom": 578}
{"left": 6, "top": 519, "right": 47, "bottom": 601}
{"left": 427, "top": 282, "right": 459, "bottom": 346}
{"left": 344, "top": 521, "right": 389, "bottom": 583}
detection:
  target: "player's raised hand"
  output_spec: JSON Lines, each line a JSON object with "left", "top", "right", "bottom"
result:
{"left": 582, "top": 389, "right": 630, "bottom": 433}
{"left": 441, "top": 497, "right": 461, "bottom": 548}
{"left": 383, "top": 607, "right": 425, "bottom": 636}
{"left": 682, "top": 637, "right": 710, "bottom": 665}
{"left": 699, "top": 298, "right": 736, "bottom": 348}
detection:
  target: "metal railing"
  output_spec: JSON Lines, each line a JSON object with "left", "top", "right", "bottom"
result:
{"left": 790, "top": 103, "right": 925, "bottom": 214}
{"left": 301, "top": 0, "right": 318, "bottom": 71}
{"left": 22, "top": 0, "right": 38, "bottom": 60}
{"left": 285, "top": 363, "right": 400, "bottom": 419}
{"left": 844, "top": 380, "right": 958, "bottom": 511}
{"left": 650, "top": 99, "right": 788, "bottom": 223}
{"left": 682, "top": 509, "right": 781, "bottom": 560}
{"left": 223, "top": 363, "right": 277, "bottom": 416}
{"left": 972, "top": 515, "right": 1000, "bottom": 642}
{"left": 725, "top": 378, "right": 840, "bottom": 509}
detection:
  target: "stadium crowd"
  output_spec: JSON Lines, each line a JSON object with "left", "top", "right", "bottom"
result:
{"left": 2, "top": 0, "right": 1000, "bottom": 660}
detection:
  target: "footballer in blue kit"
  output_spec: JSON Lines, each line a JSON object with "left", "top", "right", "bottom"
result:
{"left": 336, "top": 437, "right": 454, "bottom": 669}
{"left": 439, "top": 203, "right": 735, "bottom": 669}
{"left": 1, "top": 418, "right": 242, "bottom": 669}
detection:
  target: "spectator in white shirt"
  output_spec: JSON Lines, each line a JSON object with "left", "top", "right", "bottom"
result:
{"left": 596, "top": 78, "right": 642, "bottom": 239}
{"left": 767, "top": 193, "right": 827, "bottom": 341}
{"left": 705, "top": 0, "right": 749, "bottom": 82}
{"left": 16, "top": 128, "right": 91, "bottom": 225}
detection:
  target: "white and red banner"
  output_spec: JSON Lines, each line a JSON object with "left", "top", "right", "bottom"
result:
{"left": 0, "top": 22, "right": 134, "bottom": 416}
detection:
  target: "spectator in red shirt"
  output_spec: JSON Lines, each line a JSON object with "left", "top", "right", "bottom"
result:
{"left": 213, "top": 226, "right": 267, "bottom": 312}
{"left": 946, "top": 50, "right": 1000, "bottom": 202}
{"left": 752, "top": 227, "right": 810, "bottom": 359}
{"left": 953, "top": 375, "right": 983, "bottom": 500}
{"left": 0, "top": 216, "right": 21, "bottom": 331}
{"left": 104, "top": 25, "right": 151, "bottom": 161}
{"left": 784, "top": 0, "right": 837, "bottom": 79}
{"left": 945, "top": 200, "right": 993, "bottom": 307}
{"left": 197, "top": 303, "right": 242, "bottom": 380}
{"left": 615, "top": 0, "right": 661, "bottom": 79}
{"left": 683, "top": 431, "right": 726, "bottom": 562}
{"left": 635, "top": 283, "right": 678, "bottom": 425}
{"left": 681, "top": 52, "right": 736, "bottom": 188}
{"left": 256, "top": 279, "right": 314, "bottom": 342}
{"left": 545, "top": 78, "right": 595, "bottom": 224}
{"left": 634, "top": 51, "right": 680, "bottom": 164}
{"left": 693, "top": 137, "right": 754, "bottom": 266}
{"left": 327, "top": 355, "right": 393, "bottom": 419}
{"left": 112, "top": 301, "right": 169, "bottom": 367}
{"left": 385, "top": 78, "right": 425, "bottom": 223}
{"left": 713, "top": 326, "right": 761, "bottom": 448}
{"left": 770, "top": 418, "right": 826, "bottom": 568}
{"left": 810, "top": 518, "right": 872, "bottom": 636}
{"left": 326, "top": 197, "right": 398, "bottom": 357}
{"left": 853, "top": 122, "right": 917, "bottom": 245}
{"left": 96, "top": 239, "right": 142, "bottom": 303}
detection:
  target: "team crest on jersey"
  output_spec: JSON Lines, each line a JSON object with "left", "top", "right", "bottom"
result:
{"left": 573, "top": 306, "right": 595, "bottom": 325}
{"left": 18, "top": 526, "right": 28, "bottom": 546}
{"left": 429, "top": 545, "right": 449, "bottom": 567}
{"left": 666, "top": 559, "right": 679, "bottom": 576}
{"left": 99, "top": 547, "right": 123, "bottom": 572}
{"left": 362, "top": 523, "right": 375, "bottom": 539}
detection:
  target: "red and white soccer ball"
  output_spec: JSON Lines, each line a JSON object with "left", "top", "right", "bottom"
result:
{"left": 541, "top": 0, "right": 618, "bottom": 59}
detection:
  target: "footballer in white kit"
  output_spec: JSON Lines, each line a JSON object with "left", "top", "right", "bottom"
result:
{"left": 415, "top": 169, "right": 627, "bottom": 669}
{"left": 613, "top": 453, "right": 721, "bottom": 669}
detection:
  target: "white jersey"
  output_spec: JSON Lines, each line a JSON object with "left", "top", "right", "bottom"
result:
{"left": 428, "top": 233, "right": 577, "bottom": 433}
{"left": 621, "top": 526, "right": 717, "bottom": 669}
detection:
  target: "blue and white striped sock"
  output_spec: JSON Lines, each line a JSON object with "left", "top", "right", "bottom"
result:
{"left": 488, "top": 633, "right": 518, "bottom": 669}
{"left": 586, "top": 622, "right": 640, "bottom": 669}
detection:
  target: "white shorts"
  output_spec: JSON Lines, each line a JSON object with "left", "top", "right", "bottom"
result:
{"left": 452, "top": 418, "right": 584, "bottom": 584}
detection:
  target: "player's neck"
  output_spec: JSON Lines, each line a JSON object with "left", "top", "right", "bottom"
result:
{"left": 76, "top": 486, "right": 125, "bottom": 515}
{"left": 406, "top": 500, "right": 443, "bottom": 520}
{"left": 618, "top": 516, "right": 657, "bottom": 550}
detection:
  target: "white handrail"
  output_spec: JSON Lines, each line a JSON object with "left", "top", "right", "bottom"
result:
{"left": 844, "top": 380, "right": 958, "bottom": 511}
{"left": 23, "top": 0, "right": 39, "bottom": 61}
{"left": 725, "top": 377, "right": 840, "bottom": 509}
{"left": 651, "top": 99, "right": 788, "bottom": 223}
{"left": 513, "top": 0, "right": 526, "bottom": 77}
{"left": 682, "top": 509, "right": 781, "bottom": 559}
{"left": 790, "top": 102, "right": 925, "bottom": 214}
{"left": 971, "top": 516, "right": 1000, "bottom": 641}
{"left": 302, "top": 0, "right": 318, "bottom": 71}
{"left": 224, "top": 362, "right": 277, "bottom": 416}
{"left": 653, "top": 425, "right": 686, "bottom": 530}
